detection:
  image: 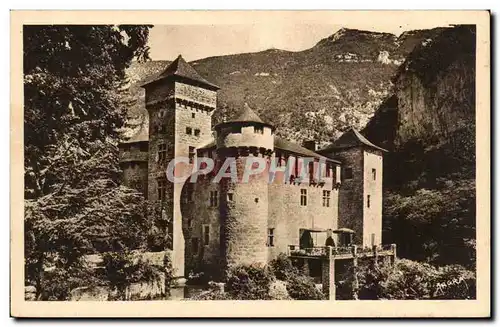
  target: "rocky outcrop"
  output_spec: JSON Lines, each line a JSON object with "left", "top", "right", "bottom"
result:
{"left": 363, "top": 25, "right": 476, "bottom": 188}
{"left": 392, "top": 25, "right": 475, "bottom": 147}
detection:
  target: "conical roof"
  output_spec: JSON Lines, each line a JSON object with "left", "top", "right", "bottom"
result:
{"left": 318, "top": 127, "right": 387, "bottom": 153}
{"left": 142, "top": 55, "right": 219, "bottom": 90}
{"left": 215, "top": 103, "right": 273, "bottom": 130}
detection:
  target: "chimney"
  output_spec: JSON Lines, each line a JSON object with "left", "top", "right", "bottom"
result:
{"left": 302, "top": 140, "right": 317, "bottom": 151}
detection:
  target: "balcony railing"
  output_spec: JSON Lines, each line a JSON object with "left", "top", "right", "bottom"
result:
{"left": 287, "top": 244, "right": 396, "bottom": 259}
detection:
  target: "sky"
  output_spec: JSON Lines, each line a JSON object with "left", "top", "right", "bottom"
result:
{"left": 148, "top": 22, "right": 450, "bottom": 61}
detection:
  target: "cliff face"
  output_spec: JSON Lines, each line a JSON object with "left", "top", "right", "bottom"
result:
{"left": 364, "top": 25, "right": 476, "bottom": 186}
{"left": 392, "top": 25, "right": 475, "bottom": 147}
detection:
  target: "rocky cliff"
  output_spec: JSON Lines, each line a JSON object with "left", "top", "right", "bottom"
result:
{"left": 363, "top": 25, "right": 476, "bottom": 185}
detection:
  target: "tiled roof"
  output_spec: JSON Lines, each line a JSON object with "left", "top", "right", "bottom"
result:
{"left": 142, "top": 55, "right": 219, "bottom": 90}
{"left": 318, "top": 127, "right": 388, "bottom": 153}
{"left": 274, "top": 137, "right": 339, "bottom": 163}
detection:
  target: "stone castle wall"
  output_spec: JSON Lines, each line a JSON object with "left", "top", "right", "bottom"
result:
{"left": 336, "top": 147, "right": 365, "bottom": 245}
{"left": 362, "top": 148, "right": 383, "bottom": 247}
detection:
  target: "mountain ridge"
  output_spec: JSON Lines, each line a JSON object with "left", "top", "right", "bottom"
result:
{"left": 124, "top": 26, "right": 452, "bottom": 145}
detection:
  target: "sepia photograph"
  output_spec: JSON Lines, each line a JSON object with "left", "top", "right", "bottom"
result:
{"left": 10, "top": 10, "right": 490, "bottom": 318}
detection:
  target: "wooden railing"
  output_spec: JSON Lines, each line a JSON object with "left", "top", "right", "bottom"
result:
{"left": 287, "top": 244, "right": 396, "bottom": 259}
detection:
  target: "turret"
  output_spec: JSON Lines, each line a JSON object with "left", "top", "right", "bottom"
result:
{"left": 214, "top": 104, "right": 274, "bottom": 272}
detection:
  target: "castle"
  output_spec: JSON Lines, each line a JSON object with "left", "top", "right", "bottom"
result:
{"left": 119, "top": 55, "right": 387, "bottom": 280}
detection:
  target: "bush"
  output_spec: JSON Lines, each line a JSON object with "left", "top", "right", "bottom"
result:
{"left": 225, "top": 264, "right": 275, "bottom": 300}
{"left": 269, "top": 253, "right": 300, "bottom": 281}
{"left": 286, "top": 274, "right": 325, "bottom": 300}
{"left": 381, "top": 259, "right": 439, "bottom": 299}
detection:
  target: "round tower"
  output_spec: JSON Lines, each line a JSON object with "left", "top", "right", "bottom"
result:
{"left": 215, "top": 104, "right": 274, "bottom": 272}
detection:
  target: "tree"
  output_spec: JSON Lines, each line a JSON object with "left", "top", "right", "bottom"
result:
{"left": 23, "top": 25, "right": 154, "bottom": 299}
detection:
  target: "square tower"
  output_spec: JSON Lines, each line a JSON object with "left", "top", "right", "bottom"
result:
{"left": 142, "top": 55, "right": 219, "bottom": 278}
{"left": 318, "top": 128, "right": 387, "bottom": 247}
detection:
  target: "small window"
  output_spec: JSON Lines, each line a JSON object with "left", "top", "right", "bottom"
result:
{"left": 186, "top": 127, "right": 192, "bottom": 135}
{"left": 267, "top": 228, "right": 275, "bottom": 247}
{"left": 157, "top": 178, "right": 167, "bottom": 202}
{"left": 192, "top": 237, "right": 199, "bottom": 253}
{"left": 255, "top": 126, "right": 264, "bottom": 134}
{"left": 367, "top": 195, "right": 371, "bottom": 208}
{"left": 209, "top": 191, "right": 218, "bottom": 207}
{"left": 188, "top": 218, "right": 192, "bottom": 228}
{"left": 322, "top": 190, "right": 331, "bottom": 207}
{"left": 192, "top": 113, "right": 196, "bottom": 118}
{"left": 371, "top": 233, "right": 375, "bottom": 247}
{"left": 227, "top": 192, "right": 233, "bottom": 202}
{"left": 300, "top": 189, "right": 307, "bottom": 206}
{"left": 188, "top": 146, "right": 195, "bottom": 164}
{"left": 343, "top": 167, "right": 353, "bottom": 180}
{"left": 194, "top": 129, "right": 201, "bottom": 137}
{"left": 158, "top": 143, "right": 168, "bottom": 163}
{"left": 203, "top": 225, "right": 210, "bottom": 245}
{"left": 372, "top": 168, "right": 377, "bottom": 181}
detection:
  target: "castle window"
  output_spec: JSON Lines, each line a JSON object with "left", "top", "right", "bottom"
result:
{"left": 209, "top": 191, "right": 218, "bottom": 207}
{"left": 300, "top": 189, "right": 307, "bottom": 206}
{"left": 192, "top": 237, "right": 199, "bottom": 253}
{"left": 203, "top": 225, "right": 210, "bottom": 245}
{"left": 325, "top": 163, "right": 331, "bottom": 177}
{"left": 372, "top": 168, "right": 377, "bottom": 181}
{"left": 322, "top": 190, "right": 331, "bottom": 207}
{"left": 194, "top": 129, "right": 200, "bottom": 137}
{"left": 227, "top": 192, "right": 233, "bottom": 202}
{"left": 186, "top": 127, "right": 192, "bottom": 135}
{"left": 367, "top": 195, "right": 371, "bottom": 208}
{"left": 192, "top": 113, "right": 196, "bottom": 119}
{"left": 267, "top": 228, "right": 275, "bottom": 247}
{"left": 188, "top": 146, "right": 195, "bottom": 164}
{"left": 158, "top": 143, "right": 168, "bottom": 164}
{"left": 157, "top": 178, "right": 167, "bottom": 202}
{"left": 309, "top": 161, "right": 314, "bottom": 181}
{"left": 343, "top": 167, "right": 353, "bottom": 180}
{"left": 255, "top": 126, "right": 264, "bottom": 134}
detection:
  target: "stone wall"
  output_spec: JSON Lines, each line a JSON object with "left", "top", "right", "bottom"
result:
{"left": 336, "top": 147, "right": 365, "bottom": 245}
{"left": 121, "top": 161, "right": 149, "bottom": 196}
{"left": 181, "top": 177, "right": 222, "bottom": 277}
{"left": 362, "top": 148, "right": 383, "bottom": 247}
{"left": 268, "top": 181, "right": 339, "bottom": 261}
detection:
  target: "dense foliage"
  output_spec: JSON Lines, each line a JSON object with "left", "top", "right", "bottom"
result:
{"left": 23, "top": 25, "right": 155, "bottom": 299}
{"left": 349, "top": 259, "right": 476, "bottom": 300}
{"left": 225, "top": 264, "right": 275, "bottom": 300}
